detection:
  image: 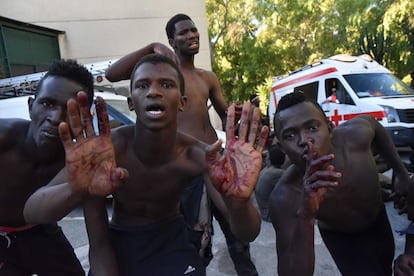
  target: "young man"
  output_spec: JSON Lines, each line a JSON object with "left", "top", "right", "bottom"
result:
{"left": 269, "top": 91, "right": 409, "bottom": 275}
{"left": 105, "top": 13, "right": 258, "bottom": 274}
{"left": 24, "top": 54, "right": 268, "bottom": 276}
{"left": 0, "top": 59, "right": 94, "bottom": 275}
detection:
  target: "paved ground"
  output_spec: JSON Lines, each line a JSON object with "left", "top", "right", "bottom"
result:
{"left": 60, "top": 199, "right": 409, "bottom": 276}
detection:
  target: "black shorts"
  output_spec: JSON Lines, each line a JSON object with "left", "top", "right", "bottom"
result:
{"left": 0, "top": 223, "right": 84, "bottom": 276}
{"left": 319, "top": 205, "right": 394, "bottom": 276}
{"left": 108, "top": 216, "right": 205, "bottom": 276}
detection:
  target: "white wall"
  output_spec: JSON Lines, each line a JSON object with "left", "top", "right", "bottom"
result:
{"left": 0, "top": 0, "right": 224, "bottom": 130}
{"left": 0, "top": 0, "right": 211, "bottom": 70}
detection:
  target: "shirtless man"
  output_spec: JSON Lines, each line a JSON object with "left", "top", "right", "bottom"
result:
{"left": 269, "top": 91, "right": 409, "bottom": 275}
{"left": 105, "top": 14, "right": 227, "bottom": 144}
{"left": 24, "top": 54, "right": 268, "bottom": 275}
{"left": 0, "top": 59, "right": 93, "bottom": 275}
{"left": 105, "top": 14, "right": 257, "bottom": 274}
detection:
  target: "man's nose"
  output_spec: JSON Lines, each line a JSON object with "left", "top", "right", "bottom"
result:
{"left": 48, "top": 107, "right": 66, "bottom": 124}
{"left": 146, "top": 86, "right": 162, "bottom": 98}
{"left": 299, "top": 132, "right": 313, "bottom": 146}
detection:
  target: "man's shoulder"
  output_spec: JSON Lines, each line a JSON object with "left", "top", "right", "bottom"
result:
{"left": 0, "top": 119, "right": 30, "bottom": 151}
{"left": 0, "top": 118, "right": 29, "bottom": 136}
{"left": 111, "top": 125, "right": 134, "bottom": 148}
{"left": 195, "top": 67, "right": 218, "bottom": 80}
{"left": 177, "top": 131, "right": 206, "bottom": 148}
{"left": 271, "top": 166, "right": 301, "bottom": 193}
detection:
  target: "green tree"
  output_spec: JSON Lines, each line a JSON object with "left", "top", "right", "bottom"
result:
{"left": 205, "top": 0, "right": 414, "bottom": 109}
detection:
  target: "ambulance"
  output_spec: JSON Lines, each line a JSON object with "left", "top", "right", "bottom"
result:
{"left": 268, "top": 54, "right": 414, "bottom": 147}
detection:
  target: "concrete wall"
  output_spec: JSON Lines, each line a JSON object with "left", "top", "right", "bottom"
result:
{"left": 0, "top": 0, "right": 211, "bottom": 70}
{"left": 0, "top": 0, "right": 223, "bottom": 129}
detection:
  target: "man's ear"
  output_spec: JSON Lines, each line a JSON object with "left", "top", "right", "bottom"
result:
{"left": 178, "top": 96, "right": 187, "bottom": 112}
{"left": 168, "top": 38, "right": 176, "bottom": 49}
{"left": 327, "top": 120, "right": 334, "bottom": 133}
{"left": 28, "top": 97, "right": 34, "bottom": 119}
{"left": 127, "top": 97, "right": 135, "bottom": 111}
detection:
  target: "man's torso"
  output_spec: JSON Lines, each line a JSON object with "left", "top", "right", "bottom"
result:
{"left": 110, "top": 127, "right": 206, "bottom": 226}
{"left": 178, "top": 68, "right": 218, "bottom": 144}
{"left": 0, "top": 120, "right": 64, "bottom": 226}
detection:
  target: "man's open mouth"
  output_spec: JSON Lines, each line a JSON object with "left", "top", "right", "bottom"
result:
{"left": 146, "top": 104, "right": 165, "bottom": 116}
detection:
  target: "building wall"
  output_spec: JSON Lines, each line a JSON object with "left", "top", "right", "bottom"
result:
{"left": 0, "top": 0, "right": 211, "bottom": 70}
{"left": 0, "top": 0, "right": 223, "bottom": 129}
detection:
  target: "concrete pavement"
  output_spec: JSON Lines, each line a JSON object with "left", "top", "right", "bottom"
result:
{"left": 60, "top": 200, "right": 409, "bottom": 276}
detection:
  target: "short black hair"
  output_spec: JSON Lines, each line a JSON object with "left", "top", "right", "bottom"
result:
{"left": 268, "top": 144, "right": 285, "bottom": 167}
{"left": 165, "top": 13, "right": 193, "bottom": 40}
{"left": 37, "top": 59, "right": 94, "bottom": 104}
{"left": 130, "top": 54, "right": 185, "bottom": 96}
{"left": 274, "top": 91, "right": 327, "bottom": 136}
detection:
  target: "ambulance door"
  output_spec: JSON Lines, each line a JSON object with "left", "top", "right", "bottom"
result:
{"left": 322, "top": 78, "right": 360, "bottom": 127}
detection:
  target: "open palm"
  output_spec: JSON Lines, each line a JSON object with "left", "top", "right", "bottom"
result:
{"left": 59, "top": 92, "right": 127, "bottom": 197}
{"left": 208, "top": 102, "right": 269, "bottom": 200}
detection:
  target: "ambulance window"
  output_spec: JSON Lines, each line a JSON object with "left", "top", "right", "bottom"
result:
{"left": 325, "top": 78, "right": 355, "bottom": 105}
{"left": 294, "top": 81, "right": 318, "bottom": 102}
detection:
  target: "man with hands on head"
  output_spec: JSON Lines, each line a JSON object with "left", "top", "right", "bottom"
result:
{"left": 269, "top": 91, "right": 410, "bottom": 276}
{"left": 24, "top": 54, "right": 268, "bottom": 276}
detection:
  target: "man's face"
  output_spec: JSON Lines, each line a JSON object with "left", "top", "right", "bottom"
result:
{"left": 275, "top": 102, "right": 331, "bottom": 170}
{"left": 170, "top": 19, "right": 200, "bottom": 55}
{"left": 29, "top": 76, "right": 84, "bottom": 151}
{"left": 129, "top": 62, "right": 185, "bottom": 130}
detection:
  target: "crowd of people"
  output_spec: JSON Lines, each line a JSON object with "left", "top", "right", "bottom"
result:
{"left": 1, "top": 12, "right": 414, "bottom": 276}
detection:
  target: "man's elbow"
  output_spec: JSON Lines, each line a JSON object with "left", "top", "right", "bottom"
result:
{"left": 105, "top": 70, "right": 117, "bottom": 82}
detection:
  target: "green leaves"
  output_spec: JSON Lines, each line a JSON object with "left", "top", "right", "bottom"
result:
{"left": 206, "top": 0, "right": 414, "bottom": 106}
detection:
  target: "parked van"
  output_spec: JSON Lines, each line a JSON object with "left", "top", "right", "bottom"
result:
{"left": 0, "top": 92, "right": 137, "bottom": 131}
{"left": 269, "top": 54, "right": 414, "bottom": 147}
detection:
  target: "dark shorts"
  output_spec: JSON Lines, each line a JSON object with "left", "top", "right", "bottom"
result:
{"left": 318, "top": 205, "right": 394, "bottom": 276}
{"left": 108, "top": 216, "right": 205, "bottom": 276}
{"left": 181, "top": 175, "right": 213, "bottom": 266}
{"left": 181, "top": 175, "right": 206, "bottom": 228}
{"left": 0, "top": 223, "right": 84, "bottom": 276}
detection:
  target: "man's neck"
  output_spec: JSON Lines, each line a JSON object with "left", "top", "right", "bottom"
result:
{"left": 176, "top": 53, "right": 195, "bottom": 69}
{"left": 133, "top": 124, "right": 178, "bottom": 165}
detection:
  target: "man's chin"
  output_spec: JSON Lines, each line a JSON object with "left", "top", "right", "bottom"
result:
{"left": 38, "top": 136, "right": 63, "bottom": 150}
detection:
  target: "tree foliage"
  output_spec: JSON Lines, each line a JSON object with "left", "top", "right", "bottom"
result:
{"left": 205, "top": 0, "right": 414, "bottom": 108}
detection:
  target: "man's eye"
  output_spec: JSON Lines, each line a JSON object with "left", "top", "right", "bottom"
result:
{"left": 162, "top": 82, "right": 173, "bottom": 89}
{"left": 41, "top": 102, "right": 53, "bottom": 108}
{"left": 309, "top": 125, "right": 318, "bottom": 131}
{"left": 283, "top": 133, "right": 295, "bottom": 140}
{"left": 136, "top": 83, "right": 148, "bottom": 89}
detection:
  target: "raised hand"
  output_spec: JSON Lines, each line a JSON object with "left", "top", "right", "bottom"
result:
{"left": 152, "top": 43, "right": 180, "bottom": 65}
{"left": 58, "top": 92, "right": 128, "bottom": 197}
{"left": 302, "top": 142, "right": 340, "bottom": 217}
{"left": 394, "top": 253, "right": 414, "bottom": 276}
{"left": 207, "top": 102, "right": 269, "bottom": 201}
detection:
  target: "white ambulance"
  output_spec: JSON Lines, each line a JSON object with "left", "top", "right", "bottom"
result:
{"left": 268, "top": 54, "right": 414, "bottom": 147}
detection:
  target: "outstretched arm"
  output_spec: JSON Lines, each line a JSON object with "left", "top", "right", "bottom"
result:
{"left": 206, "top": 102, "right": 268, "bottom": 241}
{"left": 360, "top": 115, "right": 410, "bottom": 206}
{"left": 105, "top": 43, "right": 178, "bottom": 81}
{"left": 24, "top": 92, "right": 128, "bottom": 224}
{"left": 269, "top": 142, "right": 340, "bottom": 276}
{"left": 85, "top": 198, "right": 120, "bottom": 276}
